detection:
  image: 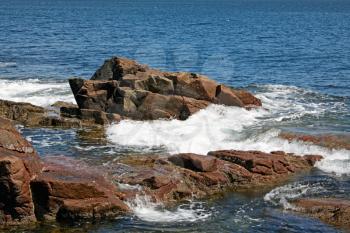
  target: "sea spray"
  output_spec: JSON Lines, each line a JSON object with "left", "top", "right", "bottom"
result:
{"left": 0, "top": 79, "right": 75, "bottom": 106}
{"left": 126, "top": 195, "right": 213, "bottom": 223}
{"left": 264, "top": 181, "right": 330, "bottom": 210}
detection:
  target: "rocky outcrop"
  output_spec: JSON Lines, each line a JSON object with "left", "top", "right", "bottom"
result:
{"left": 30, "top": 162, "right": 128, "bottom": 222}
{"left": 69, "top": 56, "right": 262, "bottom": 121}
{"left": 0, "top": 117, "right": 42, "bottom": 226}
{"left": 0, "top": 117, "right": 128, "bottom": 227}
{"left": 0, "top": 115, "right": 326, "bottom": 228}
{"left": 293, "top": 198, "right": 350, "bottom": 229}
{"left": 114, "top": 150, "right": 322, "bottom": 203}
{"left": 0, "top": 99, "right": 119, "bottom": 127}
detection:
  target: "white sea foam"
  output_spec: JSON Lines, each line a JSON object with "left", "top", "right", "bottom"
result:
{"left": 107, "top": 104, "right": 267, "bottom": 155}
{"left": 107, "top": 84, "right": 350, "bottom": 175}
{"left": 0, "top": 79, "right": 75, "bottom": 106}
{"left": 264, "top": 182, "right": 327, "bottom": 210}
{"left": 0, "top": 62, "right": 17, "bottom": 68}
{"left": 126, "top": 195, "right": 212, "bottom": 223}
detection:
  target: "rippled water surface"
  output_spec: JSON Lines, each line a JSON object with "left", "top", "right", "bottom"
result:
{"left": 1, "top": 0, "right": 350, "bottom": 232}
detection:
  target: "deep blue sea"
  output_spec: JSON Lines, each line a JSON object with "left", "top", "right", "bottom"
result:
{"left": 1, "top": 0, "right": 350, "bottom": 232}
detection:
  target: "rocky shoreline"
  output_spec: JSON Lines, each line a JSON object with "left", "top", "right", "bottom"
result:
{"left": 0, "top": 57, "right": 349, "bottom": 231}
{"left": 0, "top": 116, "right": 323, "bottom": 227}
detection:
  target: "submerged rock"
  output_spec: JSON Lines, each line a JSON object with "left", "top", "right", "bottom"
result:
{"left": 293, "top": 198, "right": 350, "bottom": 229}
{"left": 69, "top": 56, "right": 262, "bottom": 121}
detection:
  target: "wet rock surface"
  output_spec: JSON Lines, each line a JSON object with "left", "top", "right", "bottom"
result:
{"left": 114, "top": 150, "right": 322, "bottom": 204}
{"left": 69, "top": 56, "right": 262, "bottom": 121}
{"left": 280, "top": 132, "right": 350, "bottom": 150}
{"left": 31, "top": 162, "right": 129, "bottom": 222}
{"left": 0, "top": 117, "right": 42, "bottom": 226}
{"left": 293, "top": 198, "right": 350, "bottom": 229}
{"left": 0, "top": 56, "right": 261, "bottom": 127}
{"left": 1, "top": 116, "right": 335, "bottom": 230}
{"left": 0, "top": 99, "right": 118, "bottom": 127}
{"left": 0, "top": 117, "right": 128, "bottom": 227}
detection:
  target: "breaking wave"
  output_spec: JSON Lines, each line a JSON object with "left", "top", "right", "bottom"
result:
{"left": 107, "top": 84, "right": 350, "bottom": 175}
{"left": 264, "top": 181, "right": 327, "bottom": 210}
{"left": 0, "top": 78, "right": 75, "bottom": 106}
{"left": 0, "top": 62, "right": 17, "bottom": 68}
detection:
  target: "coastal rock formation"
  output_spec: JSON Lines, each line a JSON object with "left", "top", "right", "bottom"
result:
{"left": 0, "top": 115, "right": 326, "bottom": 228}
{"left": 293, "top": 198, "right": 350, "bottom": 229}
{"left": 115, "top": 150, "right": 322, "bottom": 203}
{"left": 69, "top": 56, "right": 262, "bottom": 121}
{"left": 31, "top": 162, "right": 128, "bottom": 222}
{"left": 0, "top": 117, "right": 42, "bottom": 226}
{"left": 0, "top": 99, "right": 118, "bottom": 127}
{"left": 0, "top": 117, "right": 128, "bottom": 227}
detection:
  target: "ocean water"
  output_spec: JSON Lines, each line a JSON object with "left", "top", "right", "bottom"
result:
{"left": 1, "top": 0, "right": 350, "bottom": 232}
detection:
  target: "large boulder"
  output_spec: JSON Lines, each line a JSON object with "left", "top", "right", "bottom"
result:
{"left": 0, "top": 117, "right": 128, "bottom": 227}
{"left": 208, "top": 150, "right": 322, "bottom": 177}
{"left": 0, "top": 117, "right": 42, "bottom": 226}
{"left": 293, "top": 198, "right": 350, "bottom": 229}
{"left": 0, "top": 99, "right": 47, "bottom": 127}
{"left": 69, "top": 57, "right": 262, "bottom": 121}
{"left": 0, "top": 98, "right": 119, "bottom": 128}
{"left": 30, "top": 162, "right": 129, "bottom": 221}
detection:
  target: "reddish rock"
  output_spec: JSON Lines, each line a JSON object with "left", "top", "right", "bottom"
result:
{"left": 215, "top": 85, "right": 244, "bottom": 107}
{"left": 293, "top": 198, "right": 350, "bottom": 229}
{"left": 230, "top": 89, "right": 262, "bottom": 107}
{"left": 0, "top": 117, "right": 128, "bottom": 227}
{"left": 69, "top": 57, "right": 262, "bottom": 121}
{"left": 115, "top": 150, "right": 321, "bottom": 203}
{"left": 30, "top": 163, "right": 129, "bottom": 221}
{"left": 0, "top": 155, "right": 37, "bottom": 226}
{"left": 137, "top": 93, "right": 210, "bottom": 120}
{"left": 120, "top": 71, "right": 174, "bottom": 95}
{"left": 280, "top": 132, "right": 350, "bottom": 150}
{"left": 0, "top": 117, "right": 42, "bottom": 226}
{"left": 166, "top": 72, "right": 218, "bottom": 101}
{"left": 207, "top": 150, "right": 322, "bottom": 182}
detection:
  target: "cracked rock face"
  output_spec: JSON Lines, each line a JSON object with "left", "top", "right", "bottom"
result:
{"left": 0, "top": 117, "right": 42, "bottom": 226}
{"left": 114, "top": 151, "right": 322, "bottom": 204}
{"left": 69, "top": 56, "right": 262, "bottom": 121}
{"left": 0, "top": 117, "right": 128, "bottom": 227}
